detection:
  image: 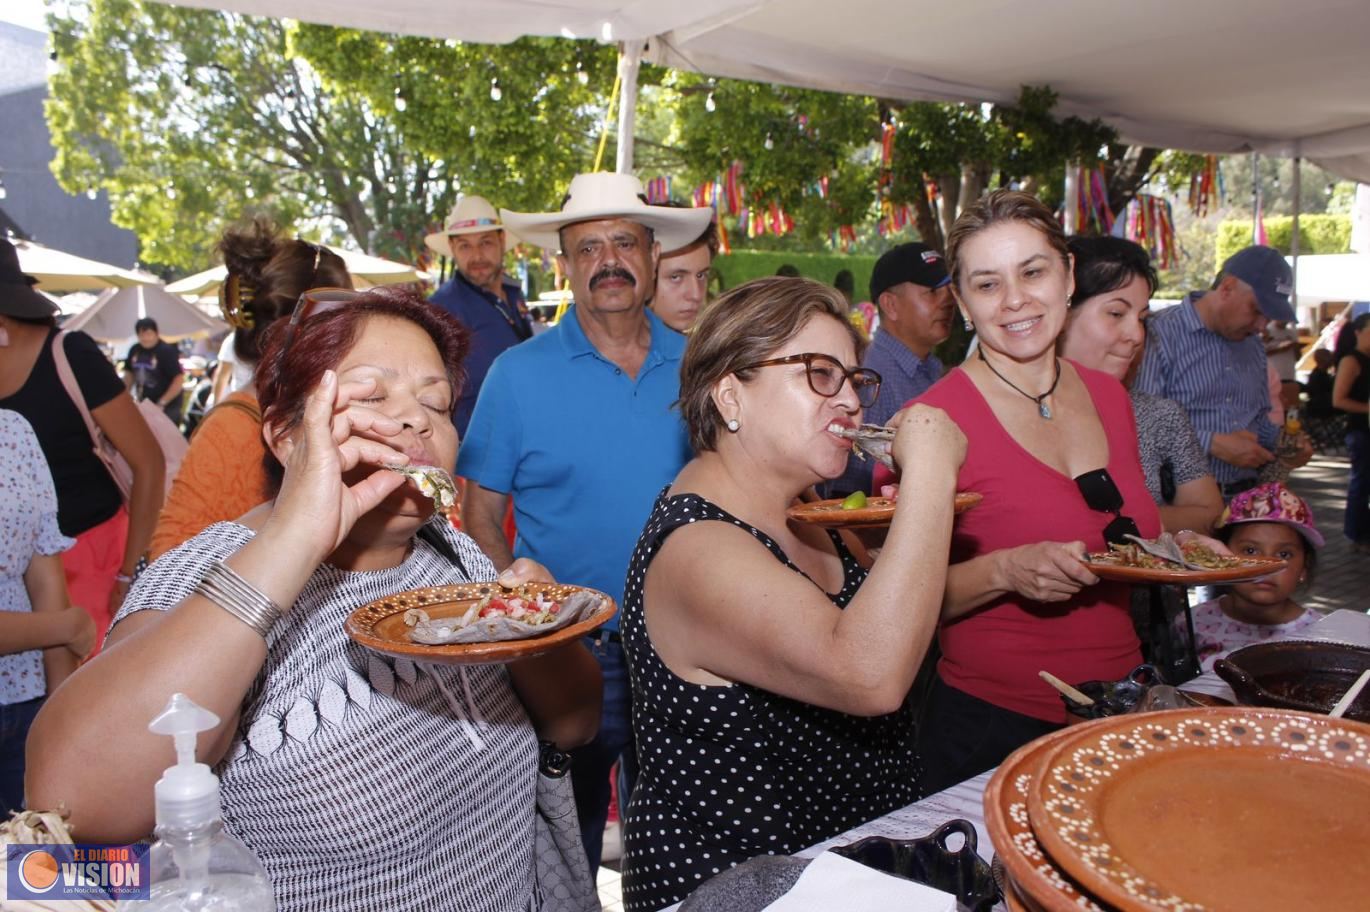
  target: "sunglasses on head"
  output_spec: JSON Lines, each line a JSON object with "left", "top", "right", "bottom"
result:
{"left": 736, "top": 352, "right": 882, "bottom": 410}
{"left": 1075, "top": 468, "right": 1141, "bottom": 546}
{"left": 279, "top": 286, "right": 361, "bottom": 358}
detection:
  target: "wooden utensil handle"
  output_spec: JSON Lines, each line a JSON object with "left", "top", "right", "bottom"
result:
{"left": 1039, "top": 670, "right": 1096, "bottom": 706}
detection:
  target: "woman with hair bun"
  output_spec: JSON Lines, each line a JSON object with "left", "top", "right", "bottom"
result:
{"left": 147, "top": 219, "right": 351, "bottom": 561}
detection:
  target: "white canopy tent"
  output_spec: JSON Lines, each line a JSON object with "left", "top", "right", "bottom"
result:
{"left": 158, "top": 0, "right": 1370, "bottom": 182}
{"left": 13, "top": 239, "right": 155, "bottom": 293}
{"left": 165, "top": 245, "right": 427, "bottom": 298}
{"left": 63, "top": 284, "right": 229, "bottom": 341}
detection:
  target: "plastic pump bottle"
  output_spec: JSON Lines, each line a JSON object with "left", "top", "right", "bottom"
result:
{"left": 117, "top": 693, "right": 275, "bottom": 911}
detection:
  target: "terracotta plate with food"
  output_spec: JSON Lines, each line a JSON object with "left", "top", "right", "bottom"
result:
{"left": 788, "top": 492, "right": 983, "bottom": 528}
{"left": 1029, "top": 708, "right": 1370, "bottom": 912}
{"left": 1085, "top": 537, "right": 1285, "bottom": 584}
{"left": 346, "top": 581, "right": 616, "bottom": 665}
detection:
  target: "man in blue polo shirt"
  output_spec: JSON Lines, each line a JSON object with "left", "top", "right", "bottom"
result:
{"left": 1136, "top": 244, "right": 1312, "bottom": 496}
{"left": 458, "top": 173, "right": 710, "bottom": 875}
{"left": 424, "top": 194, "right": 532, "bottom": 439}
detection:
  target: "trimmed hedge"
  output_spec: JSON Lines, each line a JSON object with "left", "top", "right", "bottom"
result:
{"left": 1215, "top": 214, "right": 1351, "bottom": 267}
{"left": 714, "top": 250, "right": 879, "bottom": 299}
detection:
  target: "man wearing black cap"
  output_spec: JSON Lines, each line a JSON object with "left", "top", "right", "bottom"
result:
{"left": 1136, "top": 244, "right": 1312, "bottom": 495}
{"left": 825, "top": 242, "right": 954, "bottom": 498}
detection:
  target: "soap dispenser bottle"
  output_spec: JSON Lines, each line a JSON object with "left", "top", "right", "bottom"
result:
{"left": 118, "top": 693, "right": 275, "bottom": 911}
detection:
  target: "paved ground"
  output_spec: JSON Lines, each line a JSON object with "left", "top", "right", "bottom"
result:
{"left": 1284, "top": 452, "right": 1366, "bottom": 614}
{"left": 594, "top": 454, "right": 1367, "bottom": 909}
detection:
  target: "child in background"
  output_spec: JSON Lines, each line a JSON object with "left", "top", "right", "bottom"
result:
{"left": 1177, "top": 482, "right": 1323, "bottom": 672}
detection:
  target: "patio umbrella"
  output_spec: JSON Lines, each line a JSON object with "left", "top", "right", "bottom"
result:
{"left": 63, "top": 284, "right": 228, "bottom": 341}
{"left": 165, "top": 245, "right": 426, "bottom": 298}
{"left": 13, "top": 239, "right": 154, "bottom": 292}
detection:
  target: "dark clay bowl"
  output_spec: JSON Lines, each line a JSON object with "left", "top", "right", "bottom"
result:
{"left": 831, "top": 820, "right": 1000, "bottom": 912}
{"left": 1214, "top": 640, "right": 1370, "bottom": 722}
{"left": 679, "top": 819, "right": 999, "bottom": 912}
{"left": 1061, "top": 663, "right": 1163, "bottom": 722}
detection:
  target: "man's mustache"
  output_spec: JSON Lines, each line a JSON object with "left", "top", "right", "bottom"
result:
{"left": 589, "top": 267, "right": 636, "bottom": 290}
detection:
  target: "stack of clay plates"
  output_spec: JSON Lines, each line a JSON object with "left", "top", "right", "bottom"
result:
{"left": 983, "top": 708, "right": 1370, "bottom": 911}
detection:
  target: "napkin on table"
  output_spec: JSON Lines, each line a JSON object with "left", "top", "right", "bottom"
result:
{"left": 761, "top": 850, "right": 958, "bottom": 912}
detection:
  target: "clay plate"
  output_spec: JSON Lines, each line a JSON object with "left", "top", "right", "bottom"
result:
{"left": 1082, "top": 554, "right": 1285, "bottom": 585}
{"left": 346, "top": 581, "right": 616, "bottom": 665}
{"left": 983, "top": 727, "right": 1109, "bottom": 912}
{"left": 1029, "top": 708, "right": 1370, "bottom": 911}
{"left": 787, "top": 492, "right": 982, "bottom": 528}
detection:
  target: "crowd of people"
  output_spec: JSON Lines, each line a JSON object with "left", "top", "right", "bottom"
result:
{"left": 0, "top": 170, "right": 1358, "bottom": 911}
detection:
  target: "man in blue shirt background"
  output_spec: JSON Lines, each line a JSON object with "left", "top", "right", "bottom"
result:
{"left": 458, "top": 173, "right": 710, "bottom": 875}
{"left": 424, "top": 194, "right": 532, "bottom": 440}
{"left": 825, "top": 242, "right": 953, "bottom": 497}
{"left": 1136, "top": 245, "right": 1312, "bottom": 496}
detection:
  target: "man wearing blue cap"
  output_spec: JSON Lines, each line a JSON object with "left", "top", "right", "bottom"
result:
{"left": 825, "top": 242, "right": 953, "bottom": 498}
{"left": 1136, "top": 244, "right": 1312, "bottom": 496}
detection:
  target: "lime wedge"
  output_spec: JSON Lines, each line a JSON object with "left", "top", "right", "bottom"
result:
{"left": 840, "top": 491, "right": 867, "bottom": 510}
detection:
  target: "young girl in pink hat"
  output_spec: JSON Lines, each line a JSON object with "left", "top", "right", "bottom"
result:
{"left": 1176, "top": 482, "right": 1323, "bottom": 672}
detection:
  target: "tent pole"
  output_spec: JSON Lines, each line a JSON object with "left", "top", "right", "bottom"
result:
{"left": 615, "top": 42, "right": 643, "bottom": 174}
{"left": 1063, "top": 160, "right": 1079, "bottom": 234}
{"left": 1251, "top": 151, "right": 1260, "bottom": 243}
{"left": 1291, "top": 151, "right": 1302, "bottom": 326}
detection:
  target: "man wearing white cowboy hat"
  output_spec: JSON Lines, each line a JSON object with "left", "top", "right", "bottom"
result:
{"left": 457, "top": 172, "right": 710, "bottom": 875}
{"left": 425, "top": 194, "right": 531, "bottom": 438}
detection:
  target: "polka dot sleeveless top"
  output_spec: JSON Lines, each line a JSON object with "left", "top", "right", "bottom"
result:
{"left": 620, "top": 490, "right": 923, "bottom": 912}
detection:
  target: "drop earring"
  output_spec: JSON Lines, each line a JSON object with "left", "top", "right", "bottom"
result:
{"left": 726, "top": 418, "right": 740, "bottom": 432}
{"left": 963, "top": 317, "right": 974, "bottom": 331}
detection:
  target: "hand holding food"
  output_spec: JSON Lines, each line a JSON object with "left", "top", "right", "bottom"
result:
{"left": 998, "top": 540, "right": 1098, "bottom": 602}
{"left": 261, "top": 371, "right": 410, "bottom": 564}
{"left": 887, "top": 403, "right": 967, "bottom": 477}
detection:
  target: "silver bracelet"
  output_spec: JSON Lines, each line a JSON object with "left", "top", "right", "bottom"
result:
{"left": 195, "top": 561, "right": 283, "bottom": 639}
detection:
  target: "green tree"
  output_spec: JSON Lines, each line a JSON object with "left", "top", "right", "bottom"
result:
{"left": 46, "top": 0, "right": 615, "bottom": 271}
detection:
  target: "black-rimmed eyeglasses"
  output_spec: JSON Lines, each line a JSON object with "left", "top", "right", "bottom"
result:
{"left": 1075, "top": 468, "right": 1142, "bottom": 546}
{"left": 736, "top": 352, "right": 882, "bottom": 409}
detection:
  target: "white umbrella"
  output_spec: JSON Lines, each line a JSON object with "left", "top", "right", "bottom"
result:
{"left": 165, "top": 245, "right": 427, "bottom": 298}
{"left": 13, "top": 239, "right": 155, "bottom": 292}
{"left": 63, "top": 284, "right": 228, "bottom": 341}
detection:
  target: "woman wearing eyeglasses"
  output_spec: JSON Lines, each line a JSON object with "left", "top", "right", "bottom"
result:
{"left": 28, "top": 287, "right": 602, "bottom": 912}
{"left": 886, "top": 191, "right": 1162, "bottom": 795}
{"left": 148, "top": 220, "right": 351, "bottom": 562}
{"left": 618, "top": 276, "right": 966, "bottom": 912}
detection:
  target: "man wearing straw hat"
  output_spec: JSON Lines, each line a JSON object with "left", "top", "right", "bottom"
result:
{"left": 457, "top": 172, "right": 710, "bottom": 875}
{"left": 425, "top": 195, "right": 532, "bottom": 438}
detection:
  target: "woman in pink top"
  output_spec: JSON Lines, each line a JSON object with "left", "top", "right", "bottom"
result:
{"left": 882, "top": 191, "right": 1162, "bottom": 792}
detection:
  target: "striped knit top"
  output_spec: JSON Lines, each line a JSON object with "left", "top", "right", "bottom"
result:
{"left": 114, "top": 520, "right": 539, "bottom": 912}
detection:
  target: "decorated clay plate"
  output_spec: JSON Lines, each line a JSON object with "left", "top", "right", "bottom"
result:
{"left": 346, "top": 581, "right": 616, "bottom": 665}
{"left": 1028, "top": 708, "right": 1370, "bottom": 911}
{"left": 984, "top": 726, "right": 1109, "bottom": 912}
{"left": 787, "top": 492, "right": 982, "bottom": 528}
{"left": 1082, "top": 554, "right": 1285, "bottom": 585}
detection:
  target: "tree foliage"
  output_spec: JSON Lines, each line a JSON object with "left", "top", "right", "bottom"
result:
{"left": 46, "top": 0, "right": 615, "bottom": 270}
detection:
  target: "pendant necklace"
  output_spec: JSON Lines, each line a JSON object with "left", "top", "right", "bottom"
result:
{"left": 977, "top": 349, "right": 1061, "bottom": 419}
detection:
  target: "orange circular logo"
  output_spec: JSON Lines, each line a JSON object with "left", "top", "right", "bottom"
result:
{"left": 18, "top": 849, "right": 60, "bottom": 892}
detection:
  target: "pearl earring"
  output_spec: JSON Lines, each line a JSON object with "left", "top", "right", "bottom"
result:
{"left": 726, "top": 418, "right": 740, "bottom": 432}
{"left": 963, "top": 317, "right": 974, "bottom": 331}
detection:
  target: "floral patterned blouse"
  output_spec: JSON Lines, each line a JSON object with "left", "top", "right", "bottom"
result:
{"left": 0, "top": 409, "right": 75, "bottom": 704}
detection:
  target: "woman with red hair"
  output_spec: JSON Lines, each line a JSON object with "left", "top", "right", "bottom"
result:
{"left": 29, "top": 287, "right": 602, "bottom": 911}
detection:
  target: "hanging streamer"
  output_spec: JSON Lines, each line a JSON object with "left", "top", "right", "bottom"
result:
{"left": 1188, "top": 155, "right": 1221, "bottom": 217}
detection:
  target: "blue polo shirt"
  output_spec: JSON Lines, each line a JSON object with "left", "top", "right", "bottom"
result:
{"left": 456, "top": 306, "right": 691, "bottom": 630}
{"left": 429, "top": 272, "right": 531, "bottom": 439}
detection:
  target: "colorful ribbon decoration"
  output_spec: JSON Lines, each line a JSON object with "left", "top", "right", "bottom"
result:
{"left": 1123, "top": 194, "right": 1177, "bottom": 270}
